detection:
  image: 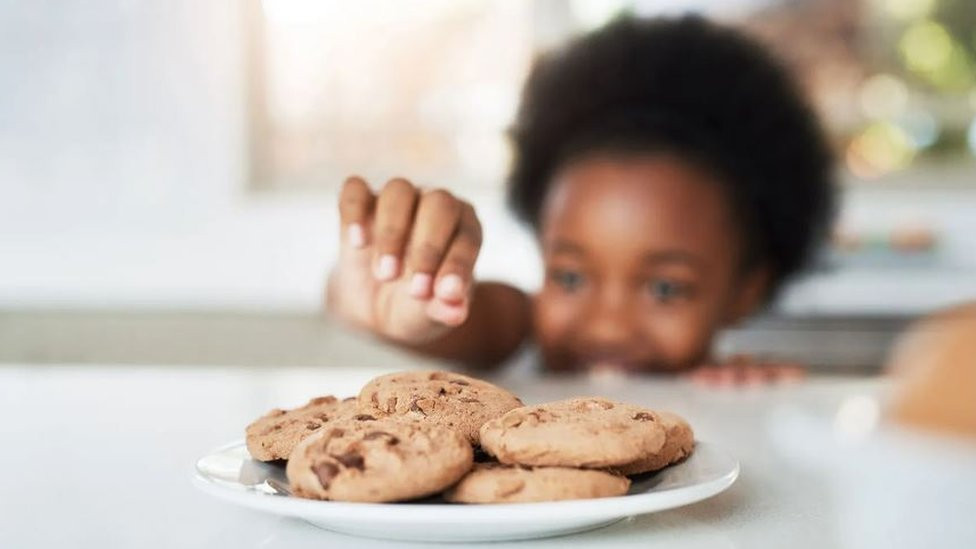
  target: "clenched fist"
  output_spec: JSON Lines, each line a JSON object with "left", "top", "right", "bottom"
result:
{"left": 327, "top": 176, "right": 483, "bottom": 344}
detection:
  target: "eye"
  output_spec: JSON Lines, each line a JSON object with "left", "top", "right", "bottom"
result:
{"left": 551, "top": 269, "right": 585, "bottom": 292}
{"left": 647, "top": 279, "right": 687, "bottom": 303}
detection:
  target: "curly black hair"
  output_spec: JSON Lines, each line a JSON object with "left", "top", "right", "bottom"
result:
{"left": 507, "top": 15, "right": 834, "bottom": 299}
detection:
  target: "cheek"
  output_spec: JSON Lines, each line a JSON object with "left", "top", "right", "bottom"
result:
{"left": 643, "top": 316, "right": 710, "bottom": 366}
{"left": 532, "top": 290, "right": 580, "bottom": 349}
{"left": 638, "top": 300, "right": 723, "bottom": 367}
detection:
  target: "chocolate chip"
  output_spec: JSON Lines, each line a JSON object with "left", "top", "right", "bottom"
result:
{"left": 309, "top": 396, "right": 337, "bottom": 405}
{"left": 633, "top": 412, "right": 655, "bottom": 421}
{"left": 449, "top": 379, "right": 470, "bottom": 386}
{"left": 364, "top": 431, "right": 399, "bottom": 445}
{"left": 385, "top": 396, "right": 398, "bottom": 413}
{"left": 409, "top": 399, "right": 427, "bottom": 416}
{"left": 271, "top": 424, "right": 282, "bottom": 431}
{"left": 473, "top": 448, "right": 495, "bottom": 462}
{"left": 313, "top": 462, "right": 339, "bottom": 488}
{"left": 334, "top": 452, "right": 365, "bottom": 470}
{"left": 314, "top": 413, "right": 330, "bottom": 422}
{"left": 353, "top": 414, "right": 376, "bottom": 421}
{"left": 305, "top": 422, "right": 321, "bottom": 430}
{"left": 438, "top": 387, "right": 447, "bottom": 396}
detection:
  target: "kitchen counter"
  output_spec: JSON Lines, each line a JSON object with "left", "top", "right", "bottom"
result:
{"left": 0, "top": 309, "right": 911, "bottom": 372}
{"left": 2, "top": 340, "right": 974, "bottom": 548}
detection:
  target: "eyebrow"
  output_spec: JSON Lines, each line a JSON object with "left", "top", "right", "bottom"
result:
{"left": 547, "top": 239, "right": 585, "bottom": 255}
{"left": 547, "top": 239, "right": 704, "bottom": 270}
{"left": 642, "top": 250, "right": 704, "bottom": 270}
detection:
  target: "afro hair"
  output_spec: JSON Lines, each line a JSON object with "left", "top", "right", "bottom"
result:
{"left": 507, "top": 15, "right": 835, "bottom": 299}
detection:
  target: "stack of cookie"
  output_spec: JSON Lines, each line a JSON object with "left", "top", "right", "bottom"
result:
{"left": 244, "top": 370, "right": 693, "bottom": 504}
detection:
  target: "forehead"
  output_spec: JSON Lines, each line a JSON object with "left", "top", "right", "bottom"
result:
{"left": 540, "top": 154, "right": 739, "bottom": 261}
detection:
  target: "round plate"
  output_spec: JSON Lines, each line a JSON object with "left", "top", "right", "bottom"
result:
{"left": 193, "top": 440, "right": 738, "bottom": 542}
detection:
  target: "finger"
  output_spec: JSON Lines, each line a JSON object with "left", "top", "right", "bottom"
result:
{"left": 774, "top": 364, "right": 806, "bottom": 383}
{"left": 432, "top": 202, "right": 482, "bottom": 304}
{"left": 714, "top": 366, "right": 738, "bottom": 387}
{"left": 405, "top": 189, "right": 462, "bottom": 299}
{"left": 742, "top": 364, "right": 768, "bottom": 385}
{"left": 338, "top": 176, "right": 375, "bottom": 249}
{"left": 687, "top": 367, "right": 715, "bottom": 383}
{"left": 372, "top": 178, "right": 420, "bottom": 281}
{"left": 689, "top": 367, "right": 724, "bottom": 387}
{"left": 425, "top": 295, "right": 470, "bottom": 327}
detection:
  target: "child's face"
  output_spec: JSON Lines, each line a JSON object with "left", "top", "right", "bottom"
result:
{"left": 533, "top": 153, "right": 767, "bottom": 373}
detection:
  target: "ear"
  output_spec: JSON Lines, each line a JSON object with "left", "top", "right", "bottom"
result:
{"left": 724, "top": 265, "right": 771, "bottom": 325}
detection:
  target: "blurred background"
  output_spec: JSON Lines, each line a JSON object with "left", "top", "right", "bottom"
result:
{"left": 2, "top": 0, "right": 976, "bottom": 369}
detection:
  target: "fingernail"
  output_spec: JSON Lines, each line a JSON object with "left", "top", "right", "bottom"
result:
{"left": 409, "top": 273, "right": 433, "bottom": 298}
{"left": 428, "top": 299, "right": 468, "bottom": 326}
{"left": 374, "top": 254, "right": 399, "bottom": 281}
{"left": 347, "top": 224, "right": 366, "bottom": 249}
{"left": 435, "top": 274, "right": 464, "bottom": 300}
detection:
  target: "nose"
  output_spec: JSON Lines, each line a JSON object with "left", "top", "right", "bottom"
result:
{"left": 580, "top": 285, "right": 638, "bottom": 349}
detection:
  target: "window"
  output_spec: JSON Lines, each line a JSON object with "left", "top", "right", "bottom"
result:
{"left": 247, "top": 0, "right": 539, "bottom": 192}
{"left": 246, "top": 0, "right": 976, "bottom": 191}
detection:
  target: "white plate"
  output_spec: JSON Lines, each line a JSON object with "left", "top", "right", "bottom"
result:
{"left": 193, "top": 440, "right": 738, "bottom": 542}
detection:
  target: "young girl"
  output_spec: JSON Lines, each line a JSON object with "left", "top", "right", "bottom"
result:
{"left": 327, "top": 16, "right": 834, "bottom": 381}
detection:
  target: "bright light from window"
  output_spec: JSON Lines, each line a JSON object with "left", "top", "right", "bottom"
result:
{"left": 900, "top": 20, "right": 952, "bottom": 74}
{"left": 255, "top": 0, "right": 532, "bottom": 189}
{"left": 880, "top": 0, "right": 935, "bottom": 21}
{"left": 859, "top": 73, "right": 909, "bottom": 120}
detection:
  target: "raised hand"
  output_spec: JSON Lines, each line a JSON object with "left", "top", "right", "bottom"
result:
{"left": 327, "top": 177, "right": 483, "bottom": 344}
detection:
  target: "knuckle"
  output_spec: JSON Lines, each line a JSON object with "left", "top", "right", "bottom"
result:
{"left": 460, "top": 223, "right": 483, "bottom": 247}
{"left": 411, "top": 241, "right": 443, "bottom": 268}
{"left": 377, "top": 224, "right": 406, "bottom": 244}
{"left": 341, "top": 177, "right": 368, "bottom": 197}
{"left": 343, "top": 175, "right": 366, "bottom": 187}
{"left": 422, "top": 189, "right": 457, "bottom": 208}
{"left": 461, "top": 205, "right": 482, "bottom": 237}
{"left": 341, "top": 193, "right": 367, "bottom": 209}
{"left": 442, "top": 256, "right": 473, "bottom": 275}
{"left": 382, "top": 177, "right": 414, "bottom": 195}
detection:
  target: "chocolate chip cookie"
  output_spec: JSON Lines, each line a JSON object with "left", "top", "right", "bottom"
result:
{"left": 444, "top": 462, "right": 630, "bottom": 503}
{"left": 479, "top": 397, "right": 667, "bottom": 468}
{"left": 245, "top": 395, "right": 362, "bottom": 461}
{"left": 286, "top": 417, "right": 473, "bottom": 502}
{"left": 357, "top": 370, "right": 522, "bottom": 445}
{"left": 614, "top": 410, "right": 695, "bottom": 475}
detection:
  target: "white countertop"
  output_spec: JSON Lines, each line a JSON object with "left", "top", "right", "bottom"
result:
{"left": 2, "top": 346, "right": 974, "bottom": 548}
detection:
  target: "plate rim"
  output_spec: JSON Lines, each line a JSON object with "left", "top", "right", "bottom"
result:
{"left": 192, "top": 440, "right": 739, "bottom": 523}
